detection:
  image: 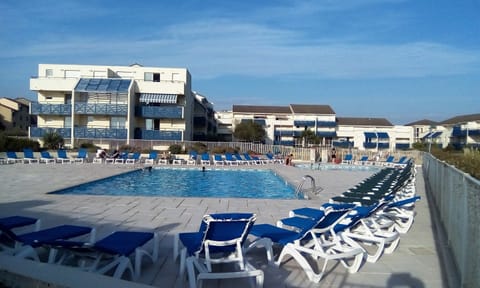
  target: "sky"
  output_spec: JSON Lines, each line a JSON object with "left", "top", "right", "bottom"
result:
{"left": 0, "top": 0, "right": 479, "bottom": 125}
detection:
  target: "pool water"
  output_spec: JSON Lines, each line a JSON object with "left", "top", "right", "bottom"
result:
{"left": 51, "top": 167, "right": 297, "bottom": 199}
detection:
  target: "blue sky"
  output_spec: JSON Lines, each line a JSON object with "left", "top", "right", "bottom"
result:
{"left": 1, "top": 0, "right": 479, "bottom": 124}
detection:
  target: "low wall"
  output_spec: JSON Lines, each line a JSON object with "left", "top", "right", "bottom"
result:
{"left": 423, "top": 153, "right": 480, "bottom": 287}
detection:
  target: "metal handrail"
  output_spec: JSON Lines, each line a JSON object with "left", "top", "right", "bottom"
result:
{"left": 295, "top": 175, "right": 323, "bottom": 199}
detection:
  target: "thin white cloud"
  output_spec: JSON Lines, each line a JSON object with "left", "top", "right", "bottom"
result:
{"left": 2, "top": 19, "right": 478, "bottom": 80}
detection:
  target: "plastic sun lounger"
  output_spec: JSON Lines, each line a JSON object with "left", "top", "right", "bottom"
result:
{"left": 47, "top": 231, "right": 159, "bottom": 280}
{"left": 174, "top": 213, "right": 263, "bottom": 288}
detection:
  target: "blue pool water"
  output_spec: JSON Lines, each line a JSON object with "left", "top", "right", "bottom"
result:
{"left": 51, "top": 168, "right": 297, "bottom": 199}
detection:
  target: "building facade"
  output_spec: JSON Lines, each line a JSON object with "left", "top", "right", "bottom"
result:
{"left": 0, "top": 97, "right": 31, "bottom": 133}
{"left": 30, "top": 64, "right": 193, "bottom": 147}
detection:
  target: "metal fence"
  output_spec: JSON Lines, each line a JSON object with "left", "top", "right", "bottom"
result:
{"left": 423, "top": 153, "right": 480, "bottom": 287}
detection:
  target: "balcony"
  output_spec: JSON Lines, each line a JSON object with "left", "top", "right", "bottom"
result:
{"left": 31, "top": 103, "right": 71, "bottom": 115}
{"left": 74, "top": 103, "right": 127, "bottom": 116}
{"left": 294, "top": 120, "right": 315, "bottom": 127}
{"left": 396, "top": 143, "right": 410, "bottom": 150}
{"left": 30, "top": 77, "right": 78, "bottom": 91}
{"left": 74, "top": 127, "right": 127, "bottom": 139}
{"left": 135, "top": 80, "right": 185, "bottom": 95}
{"left": 30, "top": 127, "right": 71, "bottom": 138}
{"left": 333, "top": 141, "right": 354, "bottom": 148}
{"left": 135, "top": 106, "right": 183, "bottom": 119}
{"left": 274, "top": 130, "right": 293, "bottom": 136}
{"left": 135, "top": 129, "right": 182, "bottom": 141}
{"left": 363, "top": 142, "right": 390, "bottom": 149}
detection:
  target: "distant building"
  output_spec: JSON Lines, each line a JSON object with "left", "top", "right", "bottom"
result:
{"left": 30, "top": 63, "right": 194, "bottom": 147}
{"left": 224, "top": 104, "right": 414, "bottom": 151}
{"left": 0, "top": 97, "right": 31, "bottom": 133}
{"left": 192, "top": 91, "right": 216, "bottom": 141}
{"left": 441, "top": 114, "right": 480, "bottom": 149}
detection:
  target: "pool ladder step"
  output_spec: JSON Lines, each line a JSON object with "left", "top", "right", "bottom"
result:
{"left": 295, "top": 175, "right": 323, "bottom": 199}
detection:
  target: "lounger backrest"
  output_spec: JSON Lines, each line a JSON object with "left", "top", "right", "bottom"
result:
{"left": 201, "top": 153, "right": 210, "bottom": 161}
{"left": 195, "top": 213, "right": 256, "bottom": 256}
{"left": 77, "top": 149, "right": 87, "bottom": 158}
{"left": 41, "top": 151, "right": 51, "bottom": 158}
{"left": 23, "top": 148, "right": 35, "bottom": 158}
{"left": 149, "top": 151, "right": 158, "bottom": 160}
{"left": 7, "top": 151, "right": 18, "bottom": 159}
{"left": 57, "top": 149, "right": 68, "bottom": 159}
{"left": 214, "top": 154, "right": 222, "bottom": 161}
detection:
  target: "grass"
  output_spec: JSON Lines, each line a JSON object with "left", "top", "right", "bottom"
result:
{"left": 429, "top": 147, "right": 480, "bottom": 180}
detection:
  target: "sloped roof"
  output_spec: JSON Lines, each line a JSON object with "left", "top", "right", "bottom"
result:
{"left": 440, "top": 113, "right": 480, "bottom": 125}
{"left": 404, "top": 119, "right": 439, "bottom": 126}
{"left": 337, "top": 117, "right": 393, "bottom": 126}
{"left": 290, "top": 104, "right": 335, "bottom": 115}
{"left": 232, "top": 105, "right": 291, "bottom": 114}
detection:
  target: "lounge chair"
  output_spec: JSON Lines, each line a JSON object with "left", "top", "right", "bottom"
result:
{"left": 341, "top": 154, "right": 354, "bottom": 164}
{"left": 114, "top": 152, "right": 129, "bottom": 164}
{"left": 265, "top": 153, "right": 283, "bottom": 164}
{"left": 6, "top": 151, "right": 23, "bottom": 164}
{"left": 355, "top": 155, "right": 370, "bottom": 165}
{"left": 243, "top": 153, "right": 261, "bottom": 165}
{"left": 172, "top": 156, "right": 187, "bottom": 165}
{"left": 234, "top": 153, "right": 249, "bottom": 165}
{"left": 0, "top": 223, "right": 95, "bottom": 262}
{"left": 40, "top": 151, "right": 56, "bottom": 164}
{"left": 174, "top": 213, "right": 263, "bottom": 288}
{"left": 213, "top": 154, "right": 224, "bottom": 166}
{"left": 126, "top": 152, "right": 141, "bottom": 164}
{"left": 224, "top": 153, "right": 239, "bottom": 166}
{"left": 74, "top": 149, "right": 88, "bottom": 163}
{"left": 56, "top": 149, "right": 73, "bottom": 164}
{"left": 380, "top": 155, "right": 395, "bottom": 166}
{"left": 0, "top": 216, "right": 41, "bottom": 232}
{"left": 23, "top": 148, "right": 39, "bottom": 164}
{"left": 47, "top": 231, "right": 159, "bottom": 280}
{"left": 248, "top": 205, "right": 364, "bottom": 283}
{"left": 200, "top": 153, "right": 210, "bottom": 165}
{"left": 144, "top": 151, "right": 158, "bottom": 165}
{"left": 187, "top": 151, "right": 198, "bottom": 165}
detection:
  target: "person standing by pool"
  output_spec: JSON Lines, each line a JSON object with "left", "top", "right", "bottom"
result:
{"left": 331, "top": 147, "right": 337, "bottom": 163}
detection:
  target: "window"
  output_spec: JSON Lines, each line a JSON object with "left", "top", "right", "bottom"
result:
{"left": 144, "top": 72, "right": 153, "bottom": 81}
{"left": 64, "top": 117, "right": 72, "bottom": 128}
{"left": 145, "top": 119, "right": 159, "bottom": 130}
{"left": 144, "top": 72, "right": 160, "bottom": 82}
{"left": 111, "top": 117, "right": 126, "bottom": 129}
{"left": 65, "top": 94, "right": 72, "bottom": 104}
{"left": 46, "top": 69, "right": 53, "bottom": 77}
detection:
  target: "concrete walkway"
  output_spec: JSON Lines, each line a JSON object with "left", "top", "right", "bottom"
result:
{"left": 0, "top": 163, "right": 451, "bottom": 287}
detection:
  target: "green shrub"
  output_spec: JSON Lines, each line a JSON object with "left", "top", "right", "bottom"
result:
{"left": 169, "top": 144, "right": 183, "bottom": 154}
{"left": 0, "top": 133, "right": 40, "bottom": 151}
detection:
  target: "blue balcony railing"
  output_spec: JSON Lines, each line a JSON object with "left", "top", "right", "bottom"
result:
{"left": 274, "top": 130, "right": 293, "bottom": 136}
{"left": 333, "top": 141, "right": 354, "bottom": 148}
{"left": 294, "top": 120, "right": 315, "bottom": 127}
{"left": 135, "top": 106, "right": 183, "bottom": 119}
{"left": 396, "top": 143, "right": 410, "bottom": 150}
{"left": 31, "top": 103, "right": 71, "bottom": 115}
{"left": 74, "top": 127, "right": 127, "bottom": 139}
{"left": 363, "top": 142, "right": 377, "bottom": 149}
{"left": 136, "top": 129, "right": 182, "bottom": 140}
{"left": 30, "top": 127, "right": 71, "bottom": 138}
{"left": 274, "top": 140, "right": 294, "bottom": 146}
{"left": 74, "top": 103, "right": 127, "bottom": 116}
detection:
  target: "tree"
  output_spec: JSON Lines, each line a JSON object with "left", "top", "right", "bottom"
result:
{"left": 42, "top": 131, "right": 64, "bottom": 149}
{"left": 301, "top": 129, "right": 320, "bottom": 147}
{"left": 233, "top": 121, "right": 266, "bottom": 142}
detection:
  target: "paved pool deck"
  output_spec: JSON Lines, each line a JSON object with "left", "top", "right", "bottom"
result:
{"left": 0, "top": 162, "right": 456, "bottom": 288}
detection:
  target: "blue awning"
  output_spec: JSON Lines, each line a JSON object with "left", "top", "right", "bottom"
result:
{"left": 75, "top": 78, "right": 131, "bottom": 93}
{"left": 377, "top": 132, "right": 389, "bottom": 139}
{"left": 139, "top": 93, "right": 177, "bottom": 104}
{"left": 423, "top": 131, "right": 442, "bottom": 139}
{"left": 364, "top": 132, "right": 377, "bottom": 138}
{"left": 317, "top": 131, "right": 337, "bottom": 137}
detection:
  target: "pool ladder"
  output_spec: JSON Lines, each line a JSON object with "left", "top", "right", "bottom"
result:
{"left": 295, "top": 175, "right": 323, "bottom": 199}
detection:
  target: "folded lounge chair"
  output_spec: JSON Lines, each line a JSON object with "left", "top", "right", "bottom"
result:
{"left": 174, "top": 213, "right": 263, "bottom": 288}
{"left": 46, "top": 231, "right": 159, "bottom": 280}
{"left": 213, "top": 154, "right": 224, "bottom": 166}
{"left": 200, "top": 153, "right": 211, "bottom": 165}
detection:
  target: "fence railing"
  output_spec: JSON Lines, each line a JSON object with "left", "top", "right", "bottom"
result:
{"left": 423, "top": 153, "right": 480, "bottom": 287}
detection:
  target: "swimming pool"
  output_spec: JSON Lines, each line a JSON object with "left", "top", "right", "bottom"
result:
{"left": 51, "top": 167, "right": 298, "bottom": 199}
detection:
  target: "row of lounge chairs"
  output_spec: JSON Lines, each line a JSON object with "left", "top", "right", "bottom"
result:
{"left": 174, "top": 162, "right": 419, "bottom": 287}
{"left": 4, "top": 149, "right": 88, "bottom": 164}
{"left": 0, "top": 215, "right": 158, "bottom": 281}
{"left": 341, "top": 154, "right": 410, "bottom": 167}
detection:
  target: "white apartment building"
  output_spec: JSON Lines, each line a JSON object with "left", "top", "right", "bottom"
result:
{"left": 229, "top": 104, "right": 414, "bottom": 151}
{"left": 30, "top": 63, "right": 193, "bottom": 147}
